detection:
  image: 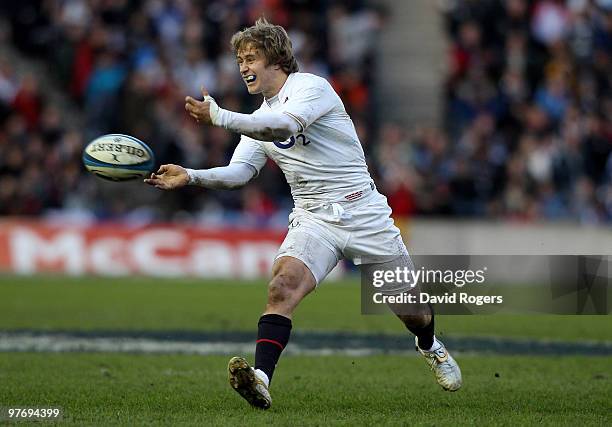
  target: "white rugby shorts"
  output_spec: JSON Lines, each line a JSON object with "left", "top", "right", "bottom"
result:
{"left": 276, "top": 185, "right": 409, "bottom": 284}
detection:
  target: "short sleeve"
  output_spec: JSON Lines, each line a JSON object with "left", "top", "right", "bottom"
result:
{"left": 230, "top": 135, "right": 268, "bottom": 176}
{"left": 282, "top": 80, "right": 337, "bottom": 132}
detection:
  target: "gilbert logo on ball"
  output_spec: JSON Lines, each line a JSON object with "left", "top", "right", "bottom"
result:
{"left": 83, "top": 134, "right": 155, "bottom": 181}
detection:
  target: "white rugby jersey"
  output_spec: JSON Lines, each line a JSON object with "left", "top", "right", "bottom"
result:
{"left": 230, "top": 72, "right": 372, "bottom": 205}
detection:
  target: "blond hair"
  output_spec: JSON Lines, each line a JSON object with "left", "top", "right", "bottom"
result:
{"left": 230, "top": 18, "right": 299, "bottom": 74}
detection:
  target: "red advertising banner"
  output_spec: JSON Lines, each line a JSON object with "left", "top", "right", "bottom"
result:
{"left": 0, "top": 221, "right": 290, "bottom": 278}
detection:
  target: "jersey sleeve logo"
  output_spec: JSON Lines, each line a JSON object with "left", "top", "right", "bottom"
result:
{"left": 274, "top": 133, "right": 311, "bottom": 149}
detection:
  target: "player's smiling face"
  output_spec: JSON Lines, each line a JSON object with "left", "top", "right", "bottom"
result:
{"left": 236, "top": 45, "right": 277, "bottom": 97}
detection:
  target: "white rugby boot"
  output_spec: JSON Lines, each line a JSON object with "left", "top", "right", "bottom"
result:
{"left": 228, "top": 356, "right": 272, "bottom": 409}
{"left": 415, "top": 337, "right": 462, "bottom": 391}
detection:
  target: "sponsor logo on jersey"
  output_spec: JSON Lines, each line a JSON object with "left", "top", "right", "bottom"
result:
{"left": 274, "top": 133, "right": 311, "bottom": 149}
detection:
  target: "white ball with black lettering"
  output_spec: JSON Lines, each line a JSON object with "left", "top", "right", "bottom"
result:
{"left": 83, "top": 134, "right": 155, "bottom": 182}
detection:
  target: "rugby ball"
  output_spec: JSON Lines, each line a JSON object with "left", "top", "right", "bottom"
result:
{"left": 83, "top": 134, "right": 155, "bottom": 181}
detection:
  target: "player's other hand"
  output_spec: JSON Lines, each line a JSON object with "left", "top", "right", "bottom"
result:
{"left": 144, "top": 164, "right": 189, "bottom": 190}
{"left": 185, "top": 86, "right": 219, "bottom": 125}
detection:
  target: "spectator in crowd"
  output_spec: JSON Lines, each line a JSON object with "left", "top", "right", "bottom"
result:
{"left": 1, "top": 0, "right": 611, "bottom": 225}
{"left": 0, "top": 0, "right": 381, "bottom": 224}
{"left": 417, "top": 0, "right": 612, "bottom": 223}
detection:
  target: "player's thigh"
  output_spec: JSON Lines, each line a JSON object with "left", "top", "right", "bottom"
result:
{"left": 360, "top": 253, "right": 430, "bottom": 318}
{"left": 275, "top": 217, "right": 341, "bottom": 286}
{"left": 359, "top": 250, "right": 415, "bottom": 295}
{"left": 344, "top": 193, "right": 407, "bottom": 265}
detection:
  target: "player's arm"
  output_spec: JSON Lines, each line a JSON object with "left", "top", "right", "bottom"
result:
{"left": 144, "top": 162, "right": 256, "bottom": 190}
{"left": 185, "top": 87, "right": 300, "bottom": 142}
{"left": 144, "top": 135, "right": 266, "bottom": 190}
{"left": 186, "top": 163, "right": 256, "bottom": 189}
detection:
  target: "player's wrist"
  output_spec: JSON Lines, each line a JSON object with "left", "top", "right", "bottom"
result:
{"left": 204, "top": 95, "right": 223, "bottom": 127}
{"left": 214, "top": 106, "right": 231, "bottom": 129}
{"left": 185, "top": 168, "right": 197, "bottom": 185}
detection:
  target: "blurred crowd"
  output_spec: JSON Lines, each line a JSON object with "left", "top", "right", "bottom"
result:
{"left": 1, "top": 0, "right": 611, "bottom": 225}
{"left": 0, "top": 0, "right": 382, "bottom": 225}
{"left": 375, "top": 0, "right": 611, "bottom": 223}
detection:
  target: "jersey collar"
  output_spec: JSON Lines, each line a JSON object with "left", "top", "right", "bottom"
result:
{"left": 264, "top": 73, "right": 294, "bottom": 108}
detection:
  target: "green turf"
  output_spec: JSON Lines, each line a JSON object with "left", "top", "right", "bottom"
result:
{"left": 0, "top": 352, "right": 610, "bottom": 426}
{"left": 0, "top": 275, "right": 611, "bottom": 342}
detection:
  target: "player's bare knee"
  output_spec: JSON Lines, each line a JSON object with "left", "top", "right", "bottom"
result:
{"left": 267, "top": 283, "right": 285, "bottom": 306}
{"left": 267, "top": 273, "right": 298, "bottom": 305}
{"left": 267, "top": 259, "right": 315, "bottom": 308}
{"left": 268, "top": 262, "right": 305, "bottom": 300}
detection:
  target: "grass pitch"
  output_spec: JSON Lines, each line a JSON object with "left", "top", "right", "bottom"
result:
{"left": 1, "top": 275, "right": 611, "bottom": 425}
{"left": 1, "top": 275, "right": 611, "bottom": 341}
{"left": 0, "top": 353, "right": 610, "bottom": 426}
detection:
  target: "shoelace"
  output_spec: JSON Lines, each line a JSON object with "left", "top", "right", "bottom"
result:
{"left": 423, "top": 348, "right": 451, "bottom": 372}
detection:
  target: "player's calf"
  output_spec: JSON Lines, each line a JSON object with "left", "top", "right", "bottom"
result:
{"left": 381, "top": 295, "right": 462, "bottom": 391}
{"left": 250, "top": 256, "right": 315, "bottom": 391}
{"left": 397, "top": 311, "right": 435, "bottom": 350}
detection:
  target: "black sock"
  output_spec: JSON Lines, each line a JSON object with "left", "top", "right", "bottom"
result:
{"left": 407, "top": 313, "right": 435, "bottom": 350}
{"left": 255, "top": 314, "right": 292, "bottom": 383}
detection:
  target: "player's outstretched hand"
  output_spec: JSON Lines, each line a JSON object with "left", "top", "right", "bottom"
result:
{"left": 144, "top": 164, "right": 189, "bottom": 190}
{"left": 185, "top": 86, "right": 218, "bottom": 125}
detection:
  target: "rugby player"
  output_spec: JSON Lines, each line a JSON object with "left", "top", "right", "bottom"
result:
{"left": 145, "top": 18, "right": 462, "bottom": 409}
